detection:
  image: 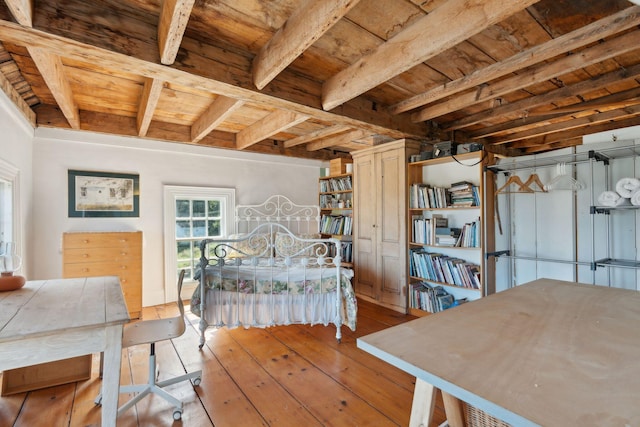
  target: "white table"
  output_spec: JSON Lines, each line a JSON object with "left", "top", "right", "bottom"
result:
{"left": 0, "top": 276, "right": 130, "bottom": 427}
{"left": 358, "top": 278, "right": 640, "bottom": 426}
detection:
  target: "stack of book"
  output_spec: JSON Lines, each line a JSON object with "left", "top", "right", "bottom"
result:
{"left": 319, "top": 176, "right": 352, "bottom": 192}
{"left": 456, "top": 218, "right": 480, "bottom": 248}
{"left": 409, "top": 281, "right": 458, "bottom": 313}
{"left": 409, "top": 184, "right": 449, "bottom": 209}
{"left": 409, "top": 249, "right": 481, "bottom": 289}
{"left": 320, "top": 214, "right": 353, "bottom": 235}
{"left": 327, "top": 241, "right": 353, "bottom": 263}
{"left": 448, "top": 181, "right": 479, "bottom": 207}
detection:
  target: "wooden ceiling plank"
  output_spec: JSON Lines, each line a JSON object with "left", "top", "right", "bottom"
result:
{"left": 3, "top": 0, "right": 33, "bottom": 27}
{"left": 496, "top": 116, "right": 640, "bottom": 148}
{"left": 158, "top": 0, "right": 196, "bottom": 65}
{"left": 283, "top": 124, "right": 352, "bottom": 148}
{"left": 0, "top": 19, "right": 424, "bottom": 141}
{"left": 412, "top": 30, "right": 640, "bottom": 122}
{"left": 0, "top": 64, "right": 35, "bottom": 125}
{"left": 236, "top": 110, "right": 309, "bottom": 150}
{"left": 389, "top": 6, "right": 640, "bottom": 115}
{"left": 191, "top": 95, "right": 244, "bottom": 143}
{"left": 252, "top": 0, "right": 360, "bottom": 90}
{"left": 445, "top": 63, "right": 640, "bottom": 131}
{"left": 306, "top": 129, "right": 368, "bottom": 151}
{"left": 137, "top": 77, "right": 164, "bottom": 136}
{"left": 28, "top": 47, "right": 80, "bottom": 129}
{"left": 469, "top": 87, "right": 640, "bottom": 138}
{"left": 486, "top": 105, "right": 640, "bottom": 145}
{"left": 321, "top": 0, "right": 540, "bottom": 111}
{"left": 520, "top": 137, "right": 583, "bottom": 153}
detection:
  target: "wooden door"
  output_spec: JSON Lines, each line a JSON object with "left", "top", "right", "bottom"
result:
{"left": 353, "top": 153, "right": 376, "bottom": 299}
{"left": 377, "top": 148, "right": 406, "bottom": 309}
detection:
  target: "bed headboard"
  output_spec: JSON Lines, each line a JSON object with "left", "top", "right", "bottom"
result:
{"left": 235, "top": 195, "right": 320, "bottom": 235}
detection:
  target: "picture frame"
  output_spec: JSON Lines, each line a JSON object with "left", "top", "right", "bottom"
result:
{"left": 68, "top": 169, "right": 140, "bottom": 217}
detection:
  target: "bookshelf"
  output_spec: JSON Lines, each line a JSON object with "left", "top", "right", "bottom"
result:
{"left": 407, "top": 151, "right": 495, "bottom": 316}
{"left": 319, "top": 172, "right": 353, "bottom": 267}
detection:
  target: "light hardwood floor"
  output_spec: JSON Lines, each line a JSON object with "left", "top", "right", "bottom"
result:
{"left": 0, "top": 298, "right": 446, "bottom": 426}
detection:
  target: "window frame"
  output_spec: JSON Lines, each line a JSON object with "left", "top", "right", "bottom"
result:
{"left": 163, "top": 185, "right": 235, "bottom": 302}
{"left": 0, "top": 159, "right": 20, "bottom": 267}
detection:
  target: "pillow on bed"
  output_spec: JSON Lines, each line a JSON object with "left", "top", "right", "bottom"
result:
{"left": 225, "top": 233, "right": 271, "bottom": 258}
{"left": 274, "top": 232, "right": 322, "bottom": 257}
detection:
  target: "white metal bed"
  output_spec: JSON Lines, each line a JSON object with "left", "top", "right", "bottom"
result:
{"left": 191, "top": 195, "right": 357, "bottom": 348}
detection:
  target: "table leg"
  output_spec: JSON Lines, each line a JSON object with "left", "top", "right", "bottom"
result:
{"left": 442, "top": 391, "right": 465, "bottom": 427}
{"left": 101, "top": 325, "right": 124, "bottom": 427}
{"left": 409, "top": 378, "right": 437, "bottom": 427}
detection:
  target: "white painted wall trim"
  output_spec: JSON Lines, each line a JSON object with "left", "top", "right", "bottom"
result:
{"left": 0, "top": 159, "right": 20, "bottom": 264}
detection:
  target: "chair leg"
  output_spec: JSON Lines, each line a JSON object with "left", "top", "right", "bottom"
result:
{"left": 99, "top": 343, "right": 202, "bottom": 420}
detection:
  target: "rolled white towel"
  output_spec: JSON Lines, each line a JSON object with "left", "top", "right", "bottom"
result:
{"left": 615, "top": 177, "right": 640, "bottom": 198}
{"left": 598, "top": 191, "right": 631, "bottom": 207}
{"left": 631, "top": 189, "right": 640, "bottom": 206}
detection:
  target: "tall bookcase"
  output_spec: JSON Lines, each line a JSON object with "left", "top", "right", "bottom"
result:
{"left": 407, "top": 151, "right": 495, "bottom": 316}
{"left": 319, "top": 172, "right": 353, "bottom": 267}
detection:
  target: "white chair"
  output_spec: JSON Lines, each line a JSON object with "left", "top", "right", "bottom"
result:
{"left": 96, "top": 270, "right": 202, "bottom": 420}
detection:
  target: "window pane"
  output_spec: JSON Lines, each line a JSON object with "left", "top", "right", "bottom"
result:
{"left": 208, "top": 219, "right": 221, "bottom": 236}
{"left": 208, "top": 200, "right": 220, "bottom": 217}
{"left": 176, "top": 241, "right": 191, "bottom": 259}
{"left": 176, "top": 220, "right": 191, "bottom": 238}
{"left": 193, "top": 200, "right": 206, "bottom": 217}
{"left": 193, "top": 220, "right": 206, "bottom": 237}
{"left": 176, "top": 200, "right": 190, "bottom": 218}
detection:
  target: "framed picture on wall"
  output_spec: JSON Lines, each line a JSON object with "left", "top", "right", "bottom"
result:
{"left": 68, "top": 169, "right": 140, "bottom": 217}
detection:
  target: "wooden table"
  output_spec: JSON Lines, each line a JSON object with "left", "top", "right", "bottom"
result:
{"left": 357, "top": 278, "right": 640, "bottom": 427}
{"left": 0, "top": 276, "right": 130, "bottom": 427}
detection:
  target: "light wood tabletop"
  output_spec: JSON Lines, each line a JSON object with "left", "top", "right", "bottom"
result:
{"left": 358, "top": 278, "right": 640, "bottom": 427}
{"left": 0, "top": 276, "right": 130, "bottom": 427}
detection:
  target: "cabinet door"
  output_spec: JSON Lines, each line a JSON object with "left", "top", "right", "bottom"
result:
{"left": 354, "top": 154, "right": 376, "bottom": 299}
{"left": 377, "top": 149, "right": 406, "bottom": 309}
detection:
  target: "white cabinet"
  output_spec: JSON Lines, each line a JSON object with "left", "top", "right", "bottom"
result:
{"left": 352, "top": 139, "right": 421, "bottom": 312}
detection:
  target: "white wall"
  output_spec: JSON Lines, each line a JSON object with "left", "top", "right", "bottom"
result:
{"left": 0, "top": 90, "right": 34, "bottom": 276}
{"left": 31, "top": 128, "right": 324, "bottom": 306}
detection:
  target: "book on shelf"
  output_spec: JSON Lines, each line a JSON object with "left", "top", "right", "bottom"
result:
{"left": 409, "top": 184, "right": 449, "bottom": 209}
{"left": 320, "top": 214, "right": 352, "bottom": 236}
{"left": 409, "top": 281, "right": 462, "bottom": 313}
{"left": 409, "top": 249, "right": 480, "bottom": 289}
{"left": 319, "top": 176, "right": 352, "bottom": 193}
{"left": 455, "top": 218, "right": 480, "bottom": 248}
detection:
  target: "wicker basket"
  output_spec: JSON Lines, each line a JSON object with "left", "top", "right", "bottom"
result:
{"left": 464, "top": 404, "right": 511, "bottom": 427}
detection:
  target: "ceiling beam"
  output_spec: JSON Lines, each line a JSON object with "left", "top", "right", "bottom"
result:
{"left": 191, "top": 95, "right": 244, "bottom": 143}
{"left": 412, "top": 30, "right": 640, "bottom": 122}
{"left": 137, "top": 77, "right": 164, "bottom": 136}
{"left": 3, "top": 0, "right": 33, "bottom": 27}
{"left": 158, "top": 0, "right": 195, "bottom": 65}
{"left": 236, "top": 110, "right": 309, "bottom": 150}
{"left": 444, "top": 63, "right": 640, "bottom": 131}
{"left": 306, "top": 129, "right": 368, "bottom": 151}
{"left": 389, "top": 6, "right": 640, "bottom": 115}
{"left": 0, "top": 65, "right": 35, "bottom": 125}
{"left": 283, "top": 124, "right": 351, "bottom": 148}
{"left": 252, "top": 0, "right": 359, "bottom": 90}
{"left": 321, "top": 0, "right": 540, "bottom": 111}
{"left": 0, "top": 19, "right": 425, "bottom": 141}
{"left": 28, "top": 47, "right": 80, "bottom": 129}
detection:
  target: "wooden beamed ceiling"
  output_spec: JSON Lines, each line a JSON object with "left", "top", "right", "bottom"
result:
{"left": 0, "top": 0, "right": 639, "bottom": 159}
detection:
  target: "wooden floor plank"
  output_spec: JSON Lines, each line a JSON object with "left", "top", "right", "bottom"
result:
{"left": 0, "top": 298, "right": 447, "bottom": 427}
{"left": 269, "top": 324, "right": 414, "bottom": 425}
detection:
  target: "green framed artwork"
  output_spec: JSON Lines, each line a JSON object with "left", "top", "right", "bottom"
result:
{"left": 68, "top": 169, "right": 140, "bottom": 217}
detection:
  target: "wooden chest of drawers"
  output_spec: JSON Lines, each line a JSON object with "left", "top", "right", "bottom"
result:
{"left": 63, "top": 231, "right": 142, "bottom": 319}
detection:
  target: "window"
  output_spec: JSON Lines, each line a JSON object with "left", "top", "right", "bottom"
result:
{"left": 164, "top": 186, "right": 235, "bottom": 302}
{"left": 0, "top": 159, "right": 19, "bottom": 258}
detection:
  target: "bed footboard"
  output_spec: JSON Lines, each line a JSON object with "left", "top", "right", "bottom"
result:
{"left": 192, "top": 222, "right": 356, "bottom": 349}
